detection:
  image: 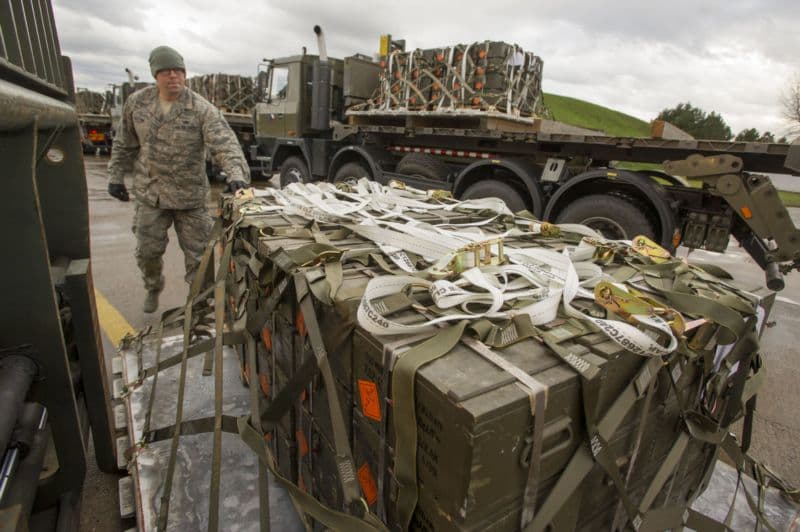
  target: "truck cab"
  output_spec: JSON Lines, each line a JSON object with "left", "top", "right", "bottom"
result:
{"left": 253, "top": 52, "right": 379, "bottom": 184}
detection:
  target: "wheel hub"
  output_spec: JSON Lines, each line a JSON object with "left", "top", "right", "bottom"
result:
{"left": 581, "top": 216, "right": 628, "bottom": 240}
{"left": 286, "top": 168, "right": 302, "bottom": 184}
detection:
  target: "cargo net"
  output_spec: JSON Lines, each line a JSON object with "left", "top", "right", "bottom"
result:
{"left": 354, "top": 41, "right": 549, "bottom": 117}
{"left": 187, "top": 73, "right": 256, "bottom": 113}
{"left": 114, "top": 181, "right": 798, "bottom": 532}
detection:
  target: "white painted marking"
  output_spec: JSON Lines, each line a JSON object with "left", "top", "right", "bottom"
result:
{"left": 116, "top": 435, "right": 129, "bottom": 470}
{"left": 118, "top": 476, "right": 136, "bottom": 518}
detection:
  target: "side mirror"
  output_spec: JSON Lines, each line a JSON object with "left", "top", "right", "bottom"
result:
{"left": 256, "top": 70, "right": 270, "bottom": 103}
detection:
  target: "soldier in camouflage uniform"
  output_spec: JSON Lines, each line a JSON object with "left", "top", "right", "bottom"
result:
{"left": 108, "top": 46, "right": 249, "bottom": 312}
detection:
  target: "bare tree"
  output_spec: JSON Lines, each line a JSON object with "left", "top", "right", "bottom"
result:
{"left": 782, "top": 74, "right": 800, "bottom": 136}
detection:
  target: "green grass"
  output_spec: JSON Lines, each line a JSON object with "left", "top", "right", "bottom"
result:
{"left": 779, "top": 190, "right": 800, "bottom": 207}
{"left": 542, "top": 93, "right": 652, "bottom": 137}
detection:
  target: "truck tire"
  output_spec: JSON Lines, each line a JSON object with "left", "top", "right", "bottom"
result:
{"left": 333, "top": 161, "right": 371, "bottom": 183}
{"left": 395, "top": 152, "right": 452, "bottom": 180}
{"left": 279, "top": 156, "right": 310, "bottom": 188}
{"left": 461, "top": 180, "right": 527, "bottom": 213}
{"left": 554, "top": 193, "right": 655, "bottom": 240}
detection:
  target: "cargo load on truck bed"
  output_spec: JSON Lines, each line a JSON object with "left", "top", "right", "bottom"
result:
{"left": 187, "top": 73, "right": 257, "bottom": 114}
{"left": 75, "top": 88, "right": 108, "bottom": 115}
{"left": 353, "top": 41, "right": 547, "bottom": 119}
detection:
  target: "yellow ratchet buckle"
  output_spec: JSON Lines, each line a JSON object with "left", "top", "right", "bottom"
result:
{"left": 530, "top": 221, "right": 560, "bottom": 237}
{"left": 582, "top": 237, "right": 616, "bottom": 264}
{"left": 632, "top": 235, "right": 672, "bottom": 263}
{"left": 594, "top": 281, "right": 685, "bottom": 337}
{"left": 447, "top": 237, "right": 506, "bottom": 274}
{"left": 428, "top": 189, "right": 453, "bottom": 200}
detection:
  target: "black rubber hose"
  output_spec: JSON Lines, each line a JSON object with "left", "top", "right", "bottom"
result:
{"left": 0, "top": 354, "right": 38, "bottom": 454}
{"left": 0, "top": 423, "right": 49, "bottom": 519}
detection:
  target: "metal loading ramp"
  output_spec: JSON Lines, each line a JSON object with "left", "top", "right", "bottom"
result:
{"left": 115, "top": 331, "right": 304, "bottom": 531}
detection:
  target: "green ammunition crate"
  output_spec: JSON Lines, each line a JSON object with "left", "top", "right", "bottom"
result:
{"left": 350, "top": 319, "right": 710, "bottom": 526}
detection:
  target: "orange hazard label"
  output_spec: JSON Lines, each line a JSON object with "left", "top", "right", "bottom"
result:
{"left": 357, "top": 462, "right": 378, "bottom": 505}
{"left": 357, "top": 379, "right": 382, "bottom": 421}
{"left": 261, "top": 327, "right": 272, "bottom": 351}
{"left": 259, "top": 373, "right": 269, "bottom": 397}
{"left": 296, "top": 430, "right": 309, "bottom": 458}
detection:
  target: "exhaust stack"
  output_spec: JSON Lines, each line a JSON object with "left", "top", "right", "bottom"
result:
{"left": 310, "top": 25, "right": 331, "bottom": 131}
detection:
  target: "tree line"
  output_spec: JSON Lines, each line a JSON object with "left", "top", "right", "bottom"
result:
{"left": 655, "top": 102, "right": 791, "bottom": 143}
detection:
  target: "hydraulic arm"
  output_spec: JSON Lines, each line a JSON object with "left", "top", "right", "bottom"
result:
{"left": 665, "top": 154, "right": 800, "bottom": 290}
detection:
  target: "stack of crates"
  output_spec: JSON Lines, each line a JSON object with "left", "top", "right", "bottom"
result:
{"left": 224, "top": 186, "right": 771, "bottom": 531}
{"left": 371, "top": 40, "right": 547, "bottom": 116}
{"left": 187, "top": 73, "right": 256, "bottom": 113}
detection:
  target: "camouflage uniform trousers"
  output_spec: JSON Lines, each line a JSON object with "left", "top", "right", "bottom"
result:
{"left": 132, "top": 201, "right": 212, "bottom": 292}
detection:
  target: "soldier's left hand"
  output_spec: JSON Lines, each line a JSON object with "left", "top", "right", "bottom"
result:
{"left": 227, "top": 180, "right": 247, "bottom": 194}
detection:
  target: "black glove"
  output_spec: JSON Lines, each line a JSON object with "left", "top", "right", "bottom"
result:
{"left": 108, "top": 183, "right": 130, "bottom": 202}
{"left": 227, "top": 180, "right": 247, "bottom": 193}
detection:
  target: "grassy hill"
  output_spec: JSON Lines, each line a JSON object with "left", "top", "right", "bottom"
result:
{"left": 542, "top": 93, "right": 651, "bottom": 137}
{"left": 540, "top": 93, "right": 800, "bottom": 204}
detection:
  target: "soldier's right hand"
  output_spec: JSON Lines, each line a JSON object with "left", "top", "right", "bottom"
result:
{"left": 108, "top": 183, "right": 130, "bottom": 202}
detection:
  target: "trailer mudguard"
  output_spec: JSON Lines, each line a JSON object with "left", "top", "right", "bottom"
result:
{"left": 454, "top": 158, "right": 545, "bottom": 217}
{"left": 544, "top": 169, "right": 677, "bottom": 248}
{"left": 328, "top": 145, "right": 387, "bottom": 183}
{"left": 268, "top": 138, "right": 313, "bottom": 175}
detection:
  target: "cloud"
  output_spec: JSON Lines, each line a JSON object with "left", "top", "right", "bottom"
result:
{"left": 53, "top": 0, "right": 153, "bottom": 31}
{"left": 51, "top": 0, "right": 800, "bottom": 136}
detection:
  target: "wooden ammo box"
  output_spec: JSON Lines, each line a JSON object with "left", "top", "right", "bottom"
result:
{"left": 224, "top": 188, "right": 770, "bottom": 531}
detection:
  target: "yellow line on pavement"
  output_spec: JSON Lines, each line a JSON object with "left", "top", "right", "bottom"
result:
{"left": 94, "top": 288, "right": 135, "bottom": 346}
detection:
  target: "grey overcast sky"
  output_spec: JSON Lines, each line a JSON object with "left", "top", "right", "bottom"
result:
{"left": 52, "top": 0, "right": 800, "bottom": 137}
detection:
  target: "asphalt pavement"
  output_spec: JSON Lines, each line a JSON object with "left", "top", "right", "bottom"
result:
{"left": 767, "top": 172, "right": 800, "bottom": 193}
{"left": 79, "top": 154, "right": 800, "bottom": 530}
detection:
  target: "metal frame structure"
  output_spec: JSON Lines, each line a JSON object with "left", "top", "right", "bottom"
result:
{"left": 0, "top": 1, "right": 116, "bottom": 529}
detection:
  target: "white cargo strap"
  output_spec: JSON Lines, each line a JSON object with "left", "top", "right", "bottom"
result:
{"left": 256, "top": 180, "right": 677, "bottom": 357}
{"left": 359, "top": 241, "right": 678, "bottom": 357}
{"left": 256, "top": 179, "right": 515, "bottom": 224}
{"left": 349, "top": 221, "right": 456, "bottom": 262}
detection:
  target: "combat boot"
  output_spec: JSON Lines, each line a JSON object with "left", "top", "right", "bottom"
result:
{"left": 143, "top": 290, "right": 160, "bottom": 313}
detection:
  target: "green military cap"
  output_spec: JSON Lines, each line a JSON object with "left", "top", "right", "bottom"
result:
{"left": 149, "top": 45, "right": 185, "bottom": 77}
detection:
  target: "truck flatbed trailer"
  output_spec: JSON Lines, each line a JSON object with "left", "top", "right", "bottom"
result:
{"left": 346, "top": 110, "right": 797, "bottom": 175}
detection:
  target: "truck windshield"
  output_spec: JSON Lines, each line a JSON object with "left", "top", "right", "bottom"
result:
{"left": 271, "top": 67, "right": 289, "bottom": 100}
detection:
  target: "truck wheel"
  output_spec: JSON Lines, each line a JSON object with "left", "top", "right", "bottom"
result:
{"left": 461, "top": 180, "right": 527, "bottom": 213}
{"left": 280, "top": 156, "right": 310, "bottom": 188}
{"left": 333, "top": 161, "right": 371, "bottom": 183}
{"left": 395, "top": 153, "right": 452, "bottom": 179}
{"left": 554, "top": 193, "right": 655, "bottom": 240}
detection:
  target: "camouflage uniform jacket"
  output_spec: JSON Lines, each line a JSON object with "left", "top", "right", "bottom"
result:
{"left": 108, "top": 86, "right": 249, "bottom": 209}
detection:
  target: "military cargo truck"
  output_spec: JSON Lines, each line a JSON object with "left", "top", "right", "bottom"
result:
{"left": 251, "top": 28, "right": 800, "bottom": 290}
{"left": 76, "top": 88, "right": 113, "bottom": 154}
